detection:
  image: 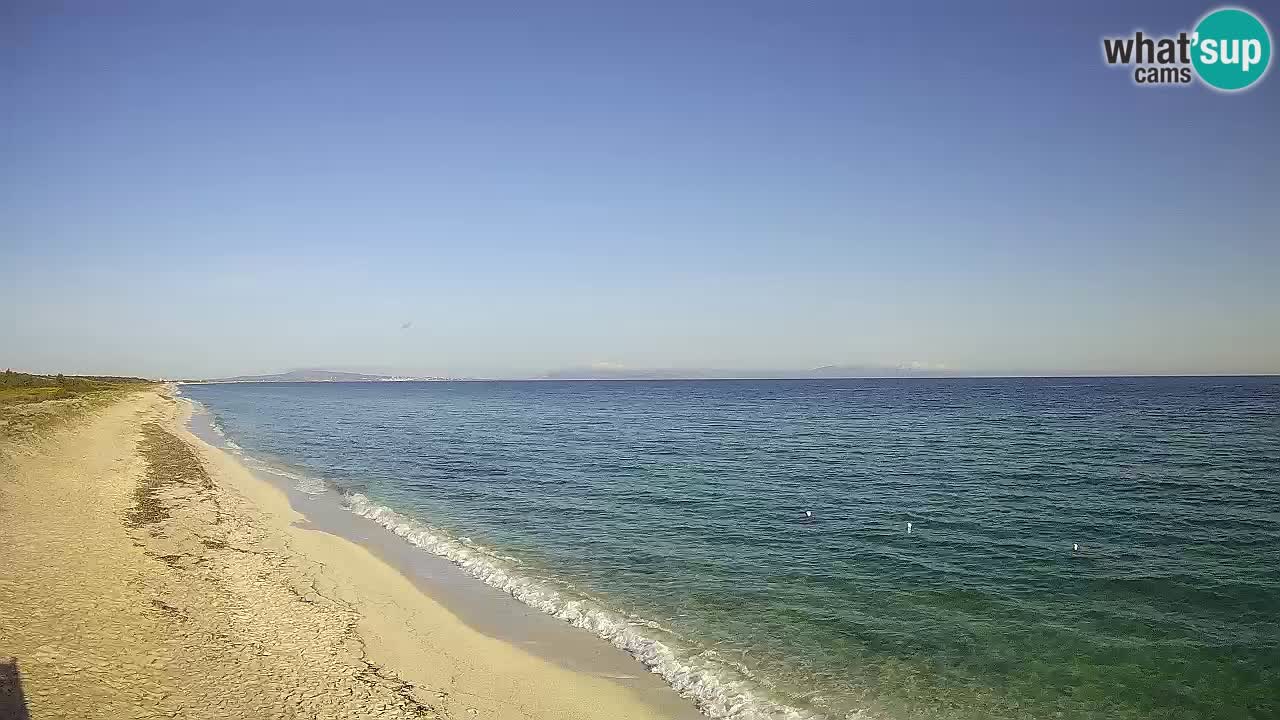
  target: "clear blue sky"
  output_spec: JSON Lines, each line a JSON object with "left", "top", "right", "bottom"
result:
{"left": 3, "top": 1, "right": 1277, "bottom": 378}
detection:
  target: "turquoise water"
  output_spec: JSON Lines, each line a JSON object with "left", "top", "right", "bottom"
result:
{"left": 180, "top": 378, "right": 1280, "bottom": 720}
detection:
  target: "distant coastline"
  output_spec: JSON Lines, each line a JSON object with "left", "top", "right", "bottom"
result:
{"left": 189, "top": 369, "right": 456, "bottom": 384}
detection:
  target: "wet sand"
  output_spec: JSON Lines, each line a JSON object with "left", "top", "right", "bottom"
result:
{"left": 0, "top": 388, "right": 695, "bottom": 719}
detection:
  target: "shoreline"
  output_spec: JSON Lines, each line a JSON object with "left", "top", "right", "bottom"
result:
{"left": 182, "top": 393, "right": 812, "bottom": 720}
{"left": 0, "top": 389, "right": 697, "bottom": 719}
{"left": 181, "top": 394, "right": 706, "bottom": 720}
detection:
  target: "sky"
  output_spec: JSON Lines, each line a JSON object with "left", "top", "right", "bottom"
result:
{"left": 2, "top": 1, "right": 1278, "bottom": 379}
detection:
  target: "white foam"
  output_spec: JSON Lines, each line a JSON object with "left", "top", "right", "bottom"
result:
{"left": 286, "top": 473, "right": 327, "bottom": 495}
{"left": 200, "top": 414, "right": 328, "bottom": 495}
{"left": 344, "top": 493, "right": 820, "bottom": 720}
{"left": 205, "top": 416, "right": 248, "bottom": 456}
{"left": 241, "top": 456, "right": 328, "bottom": 495}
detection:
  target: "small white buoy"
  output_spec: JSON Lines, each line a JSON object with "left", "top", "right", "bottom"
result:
{"left": 907, "top": 522, "right": 913, "bottom": 534}
{"left": 1073, "top": 543, "right": 1079, "bottom": 551}
{"left": 805, "top": 510, "right": 813, "bottom": 518}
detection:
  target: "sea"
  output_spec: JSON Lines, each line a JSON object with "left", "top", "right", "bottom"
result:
{"left": 178, "top": 377, "right": 1280, "bottom": 720}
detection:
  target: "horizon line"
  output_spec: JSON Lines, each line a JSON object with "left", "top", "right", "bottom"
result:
{"left": 177, "top": 372, "right": 1280, "bottom": 384}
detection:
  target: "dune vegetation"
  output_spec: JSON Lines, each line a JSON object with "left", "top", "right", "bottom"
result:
{"left": 0, "top": 370, "right": 153, "bottom": 440}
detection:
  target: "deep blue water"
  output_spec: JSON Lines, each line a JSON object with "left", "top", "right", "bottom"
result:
{"left": 180, "top": 377, "right": 1280, "bottom": 720}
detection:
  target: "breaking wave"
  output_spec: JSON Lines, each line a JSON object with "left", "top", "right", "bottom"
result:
{"left": 344, "top": 493, "right": 819, "bottom": 720}
{"left": 203, "top": 411, "right": 326, "bottom": 495}
{"left": 243, "top": 457, "right": 328, "bottom": 494}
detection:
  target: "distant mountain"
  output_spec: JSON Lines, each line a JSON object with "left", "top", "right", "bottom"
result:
{"left": 193, "top": 369, "right": 433, "bottom": 383}
{"left": 537, "top": 364, "right": 971, "bottom": 380}
{"left": 807, "top": 364, "right": 965, "bottom": 378}
{"left": 539, "top": 366, "right": 731, "bottom": 380}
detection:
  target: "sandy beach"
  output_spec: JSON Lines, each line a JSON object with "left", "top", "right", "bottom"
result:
{"left": 0, "top": 388, "right": 690, "bottom": 720}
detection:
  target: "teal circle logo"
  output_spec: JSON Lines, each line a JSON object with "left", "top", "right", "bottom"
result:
{"left": 1192, "top": 8, "right": 1271, "bottom": 91}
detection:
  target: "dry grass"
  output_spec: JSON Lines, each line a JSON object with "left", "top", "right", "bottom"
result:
{"left": 1, "top": 371, "right": 152, "bottom": 406}
{"left": 0, "top": 387, "right": 67, "bottom": 406}
{"left": 0, "top": 389, "right": 154, "bottom": 443}
{"left": 0, "top": 370, "right": 155, "bottom": 442}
